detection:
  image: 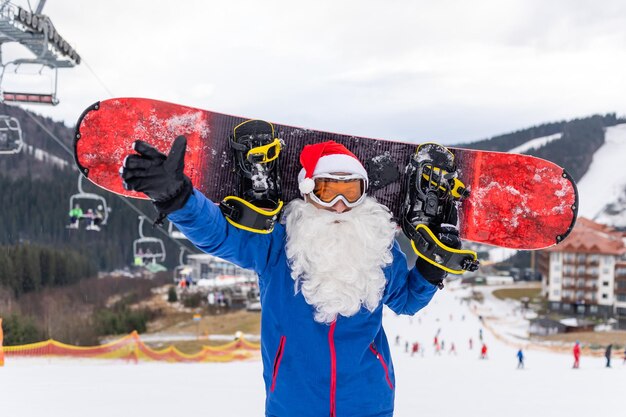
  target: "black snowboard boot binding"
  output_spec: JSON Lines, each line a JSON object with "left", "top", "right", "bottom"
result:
{"left": 219, "top": 120, "right": 284, "bottom": 233}
{"left": 401, "top": 143, "right": 479, "bottom": 274}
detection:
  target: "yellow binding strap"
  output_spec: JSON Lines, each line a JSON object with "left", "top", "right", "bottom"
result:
{"left": 221, "top": 196, "right": 283, "bottom": 234}
{"left": 411, "top": 223, "right": 478, "bottom": 275}
{"left": 246, "top": 137, "right": 282, "bottom": 163}
{"left": 422, "top": 169, "right": 468, "bottom": 200}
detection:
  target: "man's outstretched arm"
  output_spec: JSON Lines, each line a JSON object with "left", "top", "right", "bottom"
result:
{"left": 382, "top": 240, "right": 442, "bottom": 315}
{"left": 168, "top": 189, "right": 275, "bottom": 273}
{"left": 120, "top": 136, "right": 276, "bottom": 275}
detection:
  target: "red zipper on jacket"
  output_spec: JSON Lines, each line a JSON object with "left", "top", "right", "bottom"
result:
{"left": 329, "top": 320, "right": 337, "bottom": 417}
{"left": 270, "top": 336, "right": 286, "bottom": 392}
{"left": 369, "top": 343, "right": 394, "bottom": 390}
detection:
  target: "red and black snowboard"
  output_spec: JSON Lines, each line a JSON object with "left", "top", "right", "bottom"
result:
{"left": 74, "top": 98, "right": 578, "bottom": 250}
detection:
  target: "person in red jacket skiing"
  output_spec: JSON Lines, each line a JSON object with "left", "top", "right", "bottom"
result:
{"left": 480, "top": 343, "right": 488, "bottom": 359}
{"left": 411, "top": 342, "right": 419, "bottom": 356}
{"left": 573, "top": 341, "right": 581, "bottom": 369}
{"left": 120, "top": 138, "right": 468, "bottom": 417}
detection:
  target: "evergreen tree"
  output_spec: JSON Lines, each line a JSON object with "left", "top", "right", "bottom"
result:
{"left": 2, "top": 313, "right": 43, "bottom": 345}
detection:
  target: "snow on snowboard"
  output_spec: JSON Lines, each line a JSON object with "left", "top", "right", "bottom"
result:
{"left": 74, "top": 97, "right": 578, "bottom": 250}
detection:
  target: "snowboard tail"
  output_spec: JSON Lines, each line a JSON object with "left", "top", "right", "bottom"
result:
{"left": 74, "top": 98, "right": 578, "bottom": 250}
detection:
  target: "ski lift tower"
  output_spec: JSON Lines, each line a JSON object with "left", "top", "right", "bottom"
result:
{"left": 0, "top": 0, "right": 80, "bottom": 105}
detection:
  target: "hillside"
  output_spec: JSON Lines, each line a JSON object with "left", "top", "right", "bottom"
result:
{"left": 457, "top": 113, "right": 624, "bottom": 183}
{"left": 457, "top": 113, "right": 626, "bottom": 229}
{"left": 0, "top": 103, "right": 188, "bottom": 275}
{"left": 2, "top": 103, "right": 626, "bottom": 348}
{"left": 1, "top": 106, "right": 625, "bottom": 283}
{"left": 577, "top": 124, "right": 626, "bottom": 226}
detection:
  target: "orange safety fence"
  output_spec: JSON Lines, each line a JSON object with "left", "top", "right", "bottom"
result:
{"left": 1, "top": 329, "right": 261, "bottom": 364}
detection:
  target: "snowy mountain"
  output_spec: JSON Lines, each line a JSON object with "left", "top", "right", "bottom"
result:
{"left": 576, "top": 124, "right": 626, "bottom": 227}
{"left": 505, "top": 123, "right": 626, "bottom": 229}
{"left": 506, "top": 132, "right": 561, "bottom": 154}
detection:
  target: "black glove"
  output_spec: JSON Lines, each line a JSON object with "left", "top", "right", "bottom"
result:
{"left": 415, "top": 223, "right": 462, "bottom": 288}
{"left": 120, "top": 135, "right": 192, "bottom": 215}
{"left": 436, "top": 224, "right": 462, "bottom": 250}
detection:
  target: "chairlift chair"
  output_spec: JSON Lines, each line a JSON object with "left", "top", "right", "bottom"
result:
{"left": 0, "top": 114, "right": 23, "bottom": 154}
{"left": 0, "top": 2, "right": 80, "bottom": 105}
{"left": 0, "top": 59, "right": 59, "bottom": 105}
{"left": 68, "top": 174, "right": 110, "bottom": 226}
{"left": 133, "top": 216, "right": 166, "bottom": 263}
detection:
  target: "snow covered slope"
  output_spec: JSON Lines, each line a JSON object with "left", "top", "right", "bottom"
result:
{"left": 508, "top": 133, "right": 562, "bottom": 154}
{"left": 576, "top": 123, "right": 626, "bottom": 225}
{"left": 1, "top": 284, "right": 621, "bottom": 417}
{"left": 25, "top": 144, "right": 71, "bottom": 170}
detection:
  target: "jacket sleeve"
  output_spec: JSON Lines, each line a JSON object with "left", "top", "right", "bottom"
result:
{"left": 167, "top": 189, "right": 279, "bottom": 276}
{"left": 382, "top": 240, "right": 438, "bottom": 315}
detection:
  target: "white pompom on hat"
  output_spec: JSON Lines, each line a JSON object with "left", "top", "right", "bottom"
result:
{"left": 297, "top": 141, "right": 368, "bottom": 195}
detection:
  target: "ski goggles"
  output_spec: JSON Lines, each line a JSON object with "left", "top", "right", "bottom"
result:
{"left": 309, "top": 174, "right": 367, "bottom": 208}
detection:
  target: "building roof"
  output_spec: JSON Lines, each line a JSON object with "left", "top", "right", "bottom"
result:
{"left": 529, "top": 317, "right": 566, "bottom": 328}
{"left": 559, "top": 317, "right": 595, "bottom": 327}
{"left": 544, "top": 217, "right": 626, "bottom": 255}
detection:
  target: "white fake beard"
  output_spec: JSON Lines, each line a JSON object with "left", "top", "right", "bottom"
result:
{"left": 284, "top": 197, "right": 397, "bottom": 324}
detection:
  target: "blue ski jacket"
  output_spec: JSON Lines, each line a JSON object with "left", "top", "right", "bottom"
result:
{"left": 169, "top": 190, "right": 438, "bottom": 417}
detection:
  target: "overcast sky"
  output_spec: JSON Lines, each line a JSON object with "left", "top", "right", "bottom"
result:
{"left": 3, "top": 0, "right": 626, "bottom": 144}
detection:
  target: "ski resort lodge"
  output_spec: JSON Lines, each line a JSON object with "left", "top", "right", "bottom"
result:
{"left": 179, "top": 254, "right": 260, "bottom": 308}
{"left": 538, "top": 218, "right": 626, "bottom": 329}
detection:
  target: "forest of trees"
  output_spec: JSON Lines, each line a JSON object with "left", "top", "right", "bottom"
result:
{"left": 0, "top": 105, "right": 190, "bottom": 345}
{"left": 526, "top": 116, "right": 609, "bottom": 182}
{"left": 458, "top": 120, "right": 568, "bottom": 152}
{"left": 0, "top": 172, "right": 183, "bottom": 271}
{"left": 0, "top": 272, "right": 169, "bottom": 345}
{"left": 0, "top": 244, "right": 96, "bottom": 296}
{"left": 459, "top": 113, "right": 623, "bottom": 153}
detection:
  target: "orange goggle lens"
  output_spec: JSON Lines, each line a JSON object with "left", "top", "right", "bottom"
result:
{"left": 313, "top": 178, "right": 365, "bottom": 203}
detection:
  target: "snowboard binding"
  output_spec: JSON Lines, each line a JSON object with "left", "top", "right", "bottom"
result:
{"left": 401, "top": 143, "right": 479, "bottom": 275}
{"left": 219, "top": 120, "right": 284, "bottom": 233}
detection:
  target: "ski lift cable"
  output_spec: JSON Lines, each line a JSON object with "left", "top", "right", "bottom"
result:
{"left": 14, "top": 29, "right": 199, "bottom": 255}
{"left": 23, "top": 108, "right": 199, "bottom": 255}
{"left": 68, "top": 60, "right": 200, "bottom": 254}
{"left": 81, "top": 58, "right": 115, "bottom": 98}
{"left": 0, "top": 2, "right": 198, "bottom": 255}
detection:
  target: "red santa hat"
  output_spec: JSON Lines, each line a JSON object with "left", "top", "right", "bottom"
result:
{"left": 297, "top": 141, "right": 368, "bottom": 194}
